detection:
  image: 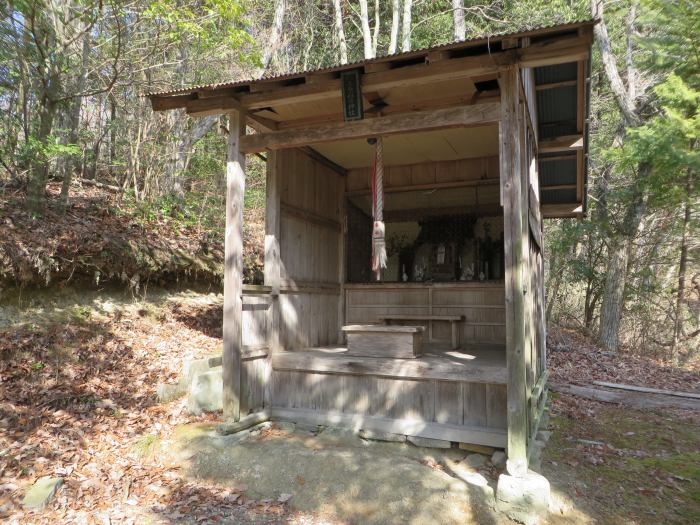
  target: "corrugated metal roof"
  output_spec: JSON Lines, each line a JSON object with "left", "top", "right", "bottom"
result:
{"left": 539, "top": 158, "right": 577, "bottom": 186}
{"left": 146, "top": 19, "right": 596, "bottom": 98}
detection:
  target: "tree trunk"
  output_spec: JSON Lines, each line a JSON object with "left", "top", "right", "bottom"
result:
{"left": 598, "top": 239, "right": 629, "bottom": 351}
{"left": 389, "top": 0, "right": 400, "bottom": 54}
{"left": 27, "top": 96, "right": 57, "bottom": 213}
{"left": 372, "top": 0, "right": 380, "bottom": 57}
{"left": 359, "top": 0, "right": 374, "bottom": 59}
{"left": 60, "top": 28, "right": 91, "bottom": 207}
{"left": 402, "top": 0, "right": 413, "bottom": 52}
{"left": 671, "top": 167, "right": 693, "bottom": 361}
{"left": 333, "top": 0, "right": 348, "bottom": 64}
{"left": 260, "top": 0, "right": 285, "bottom": 73}
{"left": 452, "top": 0, "right": 465, "bottom": 41}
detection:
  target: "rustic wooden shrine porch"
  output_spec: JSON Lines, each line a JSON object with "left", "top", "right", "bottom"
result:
{"left": 149, "top": 20, "right": 593, "bottom": 477}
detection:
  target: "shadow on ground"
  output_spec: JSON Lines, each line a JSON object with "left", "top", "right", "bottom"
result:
{"left": 156, "top": 422, "right": 502, "bottom": 525}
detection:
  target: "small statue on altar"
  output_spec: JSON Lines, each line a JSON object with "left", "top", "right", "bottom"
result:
{"left": 461, "top": 262, "right": 474, "bottom": 281}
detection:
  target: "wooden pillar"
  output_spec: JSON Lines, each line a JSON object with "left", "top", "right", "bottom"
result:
{"left": 223, "top": 110, "right": 246, "bottom": 421}
{"left": 264, "top": 150, "right": 281, "bottom": 354}
{"left": 500, "top": 65, "right": 528, "bottom": 476}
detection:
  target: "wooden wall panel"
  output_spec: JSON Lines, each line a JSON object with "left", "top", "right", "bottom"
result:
{"left": 345, "top": 284, "right": 506, "bottom": 344}
{"left": 277, "top": 149, "right": 343, "bottom": 349}
{"left": 270, "top": 369, "right": 507, "bottom": 433}
{"left": 241, "top": 355, "right": 270, "bottom": 414}
{"left": 347, "top": 155, "right": 499, "bottom": 193}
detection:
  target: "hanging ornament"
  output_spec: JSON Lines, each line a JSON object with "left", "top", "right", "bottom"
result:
{"left": 370, "top": 136, "right": 387, "bottom": 280}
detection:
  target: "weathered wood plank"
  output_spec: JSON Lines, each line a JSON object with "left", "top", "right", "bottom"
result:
{"left": 240, "top": 103, "right": 501, "bottom": 153}
{"left": 270, "top": 407, "right": 507, "bottom": 448}
{"left": 435, "top": 381, "right": 463, "bottom": 425}
{"left": 550, "top": 383, "right": 700, "bottom": 411}
{"left": 591, "top": 381, "right": 700, "bottom": 400}
{"left": 500, "top": 65, "right": 528, "bottom": 475}
{"left": 222, "top": 110, "right": 246, "bottom": 422}
{"left": 271, "top": 351, "right": 507, "bottom": 384}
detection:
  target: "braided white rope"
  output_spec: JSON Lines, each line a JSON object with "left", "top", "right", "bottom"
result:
{"left": 371, "top": 136, "right": 387, "bottom": 278}
{"left": 375, "top": 136, "right": 383, "bottom": 222}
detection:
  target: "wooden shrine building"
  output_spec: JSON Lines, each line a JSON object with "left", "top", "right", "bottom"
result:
{"left": 149, "top": 20, "right": 593, "bottom": 478}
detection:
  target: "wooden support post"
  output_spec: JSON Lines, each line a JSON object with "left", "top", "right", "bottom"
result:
{"left": 223, "top": 110, "right": 246, "bottom": 421}
{"left": 264, "top": 150, "right": 282, "bottom": 354}
{"left": 500, "top": 65, "right": 528, "bottom": 477}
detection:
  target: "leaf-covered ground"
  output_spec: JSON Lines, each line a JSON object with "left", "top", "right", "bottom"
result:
{"left": 0, "top": 180, "right": 266, "bottom": 290}
{"left": 0, "top": 289, "right": 697, "bottom": 524}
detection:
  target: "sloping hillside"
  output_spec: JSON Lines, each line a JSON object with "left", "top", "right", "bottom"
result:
{"left": 0, "top": 181, "right": 265, "bottom": 291}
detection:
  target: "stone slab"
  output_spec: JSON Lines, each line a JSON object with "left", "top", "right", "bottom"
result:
{"left": 407, "top": 436, "right": 452, "bottom": 449}
{"left": 187, "top": 368, "right": 223, "bottom": 415}
{"left": 22, "top": 477, "right": 63, "bottom": 511}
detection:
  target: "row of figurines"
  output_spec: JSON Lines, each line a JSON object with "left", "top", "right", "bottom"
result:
{"left": 402, "top": 260, "right": 494, "bottom": 282}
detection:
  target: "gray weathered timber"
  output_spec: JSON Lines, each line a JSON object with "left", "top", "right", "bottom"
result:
{"left": 345, "top": 283, "right": 506, "bottom": 345}
{"left": 379, "top": 314, "right": 463, "bottom": 350}
{"left": 342, "top": 324, "right": 424, "bottom": 359}
{"left": 223, "top": 110, "right": 245, "bottom": 421}
{"left": 217, "top": 409, "right": 271, "bottom": 435}
{"left": 500, "top": 65, "right": 528, "bottom": 476}
{"left": 240, "top": 102, "right": 500, "bottom": 153}
{"left": 271, "top": 350, "right": 506, "bottom": 383}
{"left": 271, "top": 407, "right": 507, "bottom": 447}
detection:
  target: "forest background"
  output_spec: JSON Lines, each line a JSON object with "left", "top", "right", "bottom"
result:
{"left": 0, "top": 0, "right": 697, "bottom": 363}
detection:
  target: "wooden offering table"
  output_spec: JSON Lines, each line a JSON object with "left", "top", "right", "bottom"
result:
{"left": 379, "top": 314, "right": 463, "bottom": 350}
{"left": 342, "top": 324, "right": 424, "bottom": 359}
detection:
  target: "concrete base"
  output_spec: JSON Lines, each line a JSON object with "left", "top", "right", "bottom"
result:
{"left": 157, "top": 354, "right": 222, "bottom": 403}
{"left": 187, "top": 368, "right": 223, "bottom": 414}
{"left": 496, "top": 470, "right": 550, "bottom": 525}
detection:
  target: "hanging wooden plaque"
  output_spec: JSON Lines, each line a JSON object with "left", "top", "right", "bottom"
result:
{"left": 341, "top": 70, "right": 364, "bottom": 121}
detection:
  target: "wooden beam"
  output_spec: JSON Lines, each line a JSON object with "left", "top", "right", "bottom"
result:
{"left": 222, "top": 110, "right": 246, "bottom": 422}
{"left": 186, "top": 96, "right": 243, "bottom": 117}
{"left": 541, "top": 203, "right": 584, "bottom": 218}
{"left": 276, "top": 91, "right": 499, "bottom": 131}
{"left": 264, "top": 151, "right": 281, "bottom": 357}
{"left": 270, "top": 407, "right": 507, "bottom": 447}
{"left": 538, "top": 134, "right": 584, "bottom": 154}
{"left": 271, "top": 351, "right": 507, "bottom": 383}
{"left": 500, "top": 65, "right": 528, "bottom": 476}
{"left": 383, "top": 204, "right": 502, "bottom": 222}
{"left": 239, "top": 102, "right": 500, "bottom": 153}
{"left": 345, "top": 177, "right": 500, "bottom": 197}
{"left": 151, "top": 93, "right": 194, "bottom": 111}
{"left": 535, "top": 79, "right": 578, "bottom": 91}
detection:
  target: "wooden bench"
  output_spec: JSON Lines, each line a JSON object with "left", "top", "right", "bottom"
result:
{"left": 342, "top": 324, "right": 424, "bottom": 359}
{"left": 378, "top": 315, "right": 463, "bottom": 350}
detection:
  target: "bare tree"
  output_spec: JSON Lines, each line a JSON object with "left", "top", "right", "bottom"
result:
{"left": 402, "top": 0, "right": 413, "bottom": 52}
{"left": 260, "top": 0, "right": 286, "bottom": 72}
{"left": 359, "top": 0, "right": 374, "bottom": 59}
{"left": 389, "top": 0, "right": 400, "bottom": 54}
{"left": 452, "top": 0, "right": 465, "bottom": 41}
{"left": 333, "top": 0, "right": 348, "bottom": 64}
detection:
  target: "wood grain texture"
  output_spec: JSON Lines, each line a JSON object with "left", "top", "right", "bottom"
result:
{"left": 270, "top": 407, "right": 507, "bottom": 447}
{"left": 500, "top": 64, "right": 528, "bottom": 474}
{"left": 271, "top": 349, "right": 506, "bottom": 384}
{"left": 344, "top": 330, "right": 423, "bottom": 359}
{"left": 240, "top": 103, "right": 500, "bottom": 153}
{"left": 223, "top": 110, "right": 245, "bottom": 422}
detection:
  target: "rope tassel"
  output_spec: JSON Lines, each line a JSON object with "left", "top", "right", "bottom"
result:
{"left": 371, "top": 136, "right": 387, "bottom": 280}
